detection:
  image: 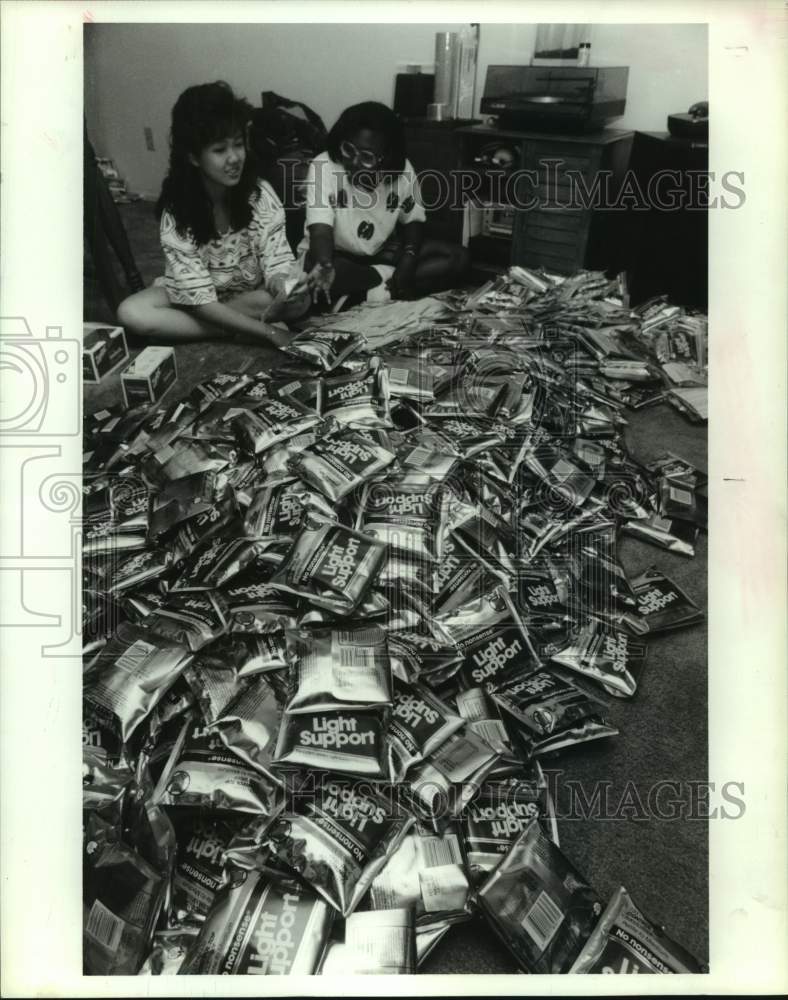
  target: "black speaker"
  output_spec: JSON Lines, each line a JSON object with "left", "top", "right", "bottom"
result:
{"left": 394, "top": 73, "right": 435, "bottom": 120}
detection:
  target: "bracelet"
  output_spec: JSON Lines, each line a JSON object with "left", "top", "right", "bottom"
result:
{"left": 402, "top": 245, "right": 418, "bottom": 258}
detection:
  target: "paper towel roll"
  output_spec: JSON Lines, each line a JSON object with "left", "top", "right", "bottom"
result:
{"left": 434, "top": 32, "right": 458, "bottom": 109}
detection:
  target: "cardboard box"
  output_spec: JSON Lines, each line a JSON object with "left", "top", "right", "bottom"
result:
{"left": 120, "top": 346, "right": 177, "bottom": 409}
{"left": 83, "top": 323, "right": 129, "bottom": 383}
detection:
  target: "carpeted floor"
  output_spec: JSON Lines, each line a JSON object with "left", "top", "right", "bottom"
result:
{"left": 84, "top": 201, "right": 708, "bottom": 974}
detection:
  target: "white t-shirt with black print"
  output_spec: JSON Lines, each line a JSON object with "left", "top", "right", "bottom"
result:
{"left": 298, "top": 151, "right": 427, "bottom": 258}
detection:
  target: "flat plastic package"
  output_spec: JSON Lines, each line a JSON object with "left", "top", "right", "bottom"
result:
{"left": 550, "top": 619, "right": 648, "bottom": 698}
{"left": 179, "top": 866, "right": 333, "bottom": 974}
{"left": 154, "top": 717, "right": 284, "bottom": 817}
{"left": 83, "top": 804, "right": 174, "bottom": 975}
{"left": 570, "top": 884, "right": 706, "bottom": 973}
{"left": 232, "top": 396, "right": 320, "bottom": 456}
{"left": 171, "top": 537, "right": 271, "bottom": 592}
{"left": 222, "top": 579, "right": 299, "bottom": 634}
{"left": 477, "top": 819, "right": 602, "bottom": 973}
{"left": 267, "top": 773, "right": 413, "bottom": 916}
{"left": 208, "top": 674, "right": 283, "bottom": 778}
{"left": 269, "top": 522, "right": 387, "bottom": 616}
{"left": 462, "top": 773, "right": 550, "bottom": 881}
{"left": 320, "top": 908, "right": 416, "bottom": 974}
{"left": 632, "top": 566, "right": 704, "bottom": 633}
{"left": 274, "top": 708, "right": 387, "bottom": 777}
{"left": 282, "top": 328, "right": 365, "bottom": 371}
{"left": 407, "top": 726, "right": 500, "bottom": 828}
{"left": 622, "top": 512, "right": 699, "bottom": 556}
{"left": 387, "top": 679, "right": 465, "bottom": 782}
{"left": 138, "top": 928, "right": 199, "bottom": 975}
{"left": 83, "top": 621, "right": 193, "bottom": 744}
{"left": 492, "top": 670, "right": 618, "bottom": 757}
{"left": 143, "top": 592, "right": 229, "bottom": 652}
{"left": 284, "top": 626, "right": 392, "bottom": 713}
{"left": 321, "top": 357, "right": 393, "bottom": 429}
{"left": 287, "top": 430, "right": 396, "bottom": 504}
{"left": 167, "top": 813, "right": 243, "bottom": 927}
{"left": 243, "top": 478, "right": 336, "bottom": 540}
{"left": 357, "top": 472, "right": 446, "bottom": 563}
{"left": 369, "top": 822, "right": 471, "bottom": 930}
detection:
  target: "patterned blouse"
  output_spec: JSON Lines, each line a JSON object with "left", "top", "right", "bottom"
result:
{"left": 159, "top": 179, "right": 295, "bottom": 306}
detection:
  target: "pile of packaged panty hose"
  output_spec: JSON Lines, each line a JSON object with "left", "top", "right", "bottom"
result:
{"left": 82, "top": 266, "right": 708, "bottom": 975}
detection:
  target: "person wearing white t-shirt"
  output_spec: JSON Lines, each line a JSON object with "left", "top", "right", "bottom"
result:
{"left": 299, "top": 102, "right": 469, "bottom": 305}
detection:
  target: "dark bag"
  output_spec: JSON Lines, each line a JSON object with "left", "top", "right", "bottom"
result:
{"left": 250, "top": 91, "right": 327, "bottom": 165}
{"left": 249, "top": 92, "right": 328, "bottom": 250}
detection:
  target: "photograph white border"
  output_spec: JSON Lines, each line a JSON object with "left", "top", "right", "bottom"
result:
{"left": 1, "top": 1, "right": 785, "bottom": 995}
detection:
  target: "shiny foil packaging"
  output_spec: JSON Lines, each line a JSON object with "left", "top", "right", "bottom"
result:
{"left": 267, "top": 773, "right": 413, "bottom": 916}
{"left": 154, "top": 717, "right": 284, "bottom": 816}
{"left": 369, "top": 823, "right": 471, "bottom": 928}
{"left": 167, "top": 814, "right": 243, "bottom": 927}
{"left": 179, "top": 867, "right": 333, "bottom": 974}
{"left": 83, "top": 621, "right": 193, "bottom": 744}
{"left": 407, "top": 726, "right": 500, "bottom": 828}
{"left": 83, "top": 818, "right": 168, "bottom": 975}
{"left": 100, "top": 547, "right": 172, "bottom": 594}
{"left": 147, "top": 470, "right": 229, "bottom": 542}
{"left": 454, "top": 686, "right": 515, "bottom": 759}
{"left": 138, "top": 928, "right": 199, "bottom": 975}
{"left": 492, "top": 670, "right": 618, "bottom": 758}
{"left": 243, "top": 478, "right": 336, "bottom": 540}
{"left": 622, "top": 512, "right": 699, "bottom": 556}
{"left": 387, "top": 630, "right": 464, "bottom": 687}
{"left": 357, "top": 472, "right": 446, "bottom": 562}
{"left": 143, "top": 591, "right": 229, "bottom": 652}
{"left": 284, "top": 626, "right": 392, "bottom": 713}
{"left": 321, "top": 908, "right": 416, "bottom": 974}
{"left": 208, "top": 674, "right": 283, "bottom": 779}
{"left": 387, "top": 679, "right": 464, "bottom": 782}
{"left": 632, "top": 566, "right": 704, "bottom": 633}
{"left": 462, "top": 773, "right": 549, "bottom": 880}
{"left": 274, "top": 708, "right": 388, "bottom": 778}
{"left": 171, "top": 537, "right": 271, "bottom": 592}
{"left": 223, "top": 579, "right": 299, "bottom": 633}
{"left": 569, "top": 885, "right": 706, "bottom": 974}
{"left": 270, "top": 522, "right": 387, "bottom": 615}
{"left": 321, "top": 357, "right": 392, "bottom": 429}
{"left": 282, "top": 328, "right": 365, "bottom": 371}
{"left": 287, "top": 430, "right": 396, "bottom": 504}
{"left": 168, "top": 494, "right": 239, "bottom": 564}
{"left": 384, "top": 355, "right": 435, "bottom": 403}
{"left": 188, "top": 372, "right": 252, "bottom": 412}
{"left": 232, "top": 396, "right": 320, "bottom": 456}
{"left": 261, "top": 430, "right": 318, "bottom": 477}
{"left": 477, "top": 818, "right": 602, "bottom": 973}
{"left": 550, "top": 619, "right": 648, "bottom": 698}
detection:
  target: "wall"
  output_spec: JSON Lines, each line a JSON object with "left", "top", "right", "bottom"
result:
{"left": 85, "top": 21, "right": 707, "bottom": 198}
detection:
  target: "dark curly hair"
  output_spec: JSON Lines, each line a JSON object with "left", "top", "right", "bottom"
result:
{"left": 156, "top": 81, "right": 258, "bottom": 246}
{"left": 325, "top": 101, "right": 407, "bottom": 175}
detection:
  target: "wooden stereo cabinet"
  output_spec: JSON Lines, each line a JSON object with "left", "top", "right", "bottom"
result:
{"left": 455, "top": 124, "right": 634, "bottom": 277}
{"left": 404, "top": 120, "right": 633, "bottom": 276}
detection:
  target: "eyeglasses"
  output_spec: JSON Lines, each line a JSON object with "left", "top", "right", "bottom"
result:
{"left": 339, "top": 139, "right": 385, "bottom": 170}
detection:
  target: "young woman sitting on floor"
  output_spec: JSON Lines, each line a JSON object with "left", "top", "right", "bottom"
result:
{"left": 117, "top": 81, "right": 310, "bottom": 345}
{"left": 300, "top": 101, "right": 469, "bottom": 306}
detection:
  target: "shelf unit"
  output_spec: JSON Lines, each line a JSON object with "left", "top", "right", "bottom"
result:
{"left": 455, "top": 123, "right": 634, "bottom": 277}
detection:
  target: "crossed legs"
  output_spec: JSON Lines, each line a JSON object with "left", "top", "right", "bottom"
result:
{"left": 116, "top": 286, "right": 277, "bottom": 343}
